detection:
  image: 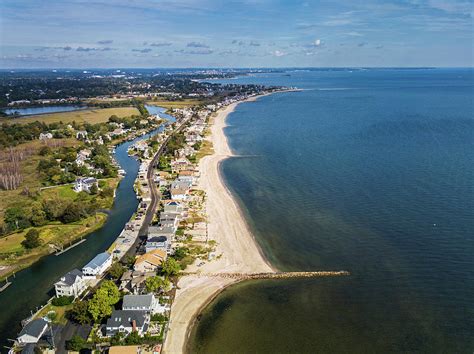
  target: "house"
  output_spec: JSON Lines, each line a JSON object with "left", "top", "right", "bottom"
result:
{"left": 145, "top": 235, "right": 169, "bottom": 254}
{"left": 17, "top": 319, "right": 48, "bottom": 345}
{"left": 134, "top": 249, "right": 167, "bottom": 272}
{"left": 74, "top": 177, "right": 97, "bottom": 193}
{"left": 148, "top": 226, "right": 175, "bottom": 238}
{"left": 178, "top": 170, "right": 195, "bottom": 184}
{"left": 54, "top": 269, "right": 87, "bottom": 298}
{"left": 171, "top": 157, "right": 193, "bottom": 174}
{"left": 108, "top": 346, "right": 141, "bottom": 354}
{"left": 164, "top": 201, "right": 184, "bottom": 214}
{"left": 76, "top": 130, "right": 88, "bottom": 139}
{"left": 82, "top": 252, "right": 112, "bottom": 278}
{"left": 170, "top": 187, "right": 189, "bottom": 201}
{"left": 39, "top": 132, "right": 53, "bottom": 140}
{"left": 123, "top": 294, "right": 160, "bottom": 313}
{"left": 119, "top": 271, "right": 156, "bottom": 294}
{"left": 106, "top": 310, "right": 149, "bottom": 337}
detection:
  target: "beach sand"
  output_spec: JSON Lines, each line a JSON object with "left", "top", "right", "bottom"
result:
{"left": 162, "top": 97, "right": 274, "bottom": 353}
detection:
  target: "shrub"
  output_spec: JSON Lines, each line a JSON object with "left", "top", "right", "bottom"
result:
{"left": 52, "top": 295, "right": 74, "bottom": 306}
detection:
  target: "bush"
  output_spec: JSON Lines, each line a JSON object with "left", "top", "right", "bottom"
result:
{"left": 21, "top": 229, "right": 41, "bottom": 249}
{"left": 151, "top": 313, "right": 168, "bottom": 322}
{"left": 66, "top": 335, "right": 87, "bottom": 351}
{"left": 52, "top": 295, "right": 74, "bottom": 306}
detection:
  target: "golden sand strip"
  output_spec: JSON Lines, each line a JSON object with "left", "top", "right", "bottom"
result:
{"left": 162, "top": 96, "right": 275, "bottom": 354}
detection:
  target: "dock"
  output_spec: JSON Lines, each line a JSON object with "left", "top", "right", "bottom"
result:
{"left": 0, "top": 281, "right": 12, "bottom": 293}
{"left": 55, "top": 239, "right": 86, "bottom": 256}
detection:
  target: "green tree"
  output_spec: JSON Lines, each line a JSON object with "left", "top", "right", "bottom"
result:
{"left": 161, "top": 258, "right": 181, "bottom": 277}
{"left": 68, "top": 300, "right": 91, "bottom": 325}
{"left": 89, "top": 183, "right": 98, "bottom": 195}
{"left": 62, "top": 202, "right": 88, "bottom": 223}
{"left": 42, "top": 198, "right": 68, "bottom": 220}
{"left": 30, "top": 202, "right": 47, "bottom": 226}
{"left": 21, "top": 229, "right": 41, "bottom": 249}
{"left": 4, "top": 206, "right": 31, "bottom": 231}
{"left": 125, "top": 330, "right": 142, "bottom": 345}
{"left": 66, "top": 335, "right": 87, "bottom": 351}
{"left": 39, "top": 146, "right": 51, "bottom": 156}
{"left": 88, "top": 280, "right": 120, "bottom": 322}
{"left": 109, "top": 263, "right": 125, "bottom": 280}
{"left": 145, "top": 276, "right": 164, "bottom": 293}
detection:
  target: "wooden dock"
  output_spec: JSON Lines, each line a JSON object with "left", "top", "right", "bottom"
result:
{"left": 55, "top": 239, "right": 86, "bottom": 256}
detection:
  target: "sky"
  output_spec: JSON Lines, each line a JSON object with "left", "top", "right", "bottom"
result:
{"left": 0, "top": 0, "right": 473, "bottom": 68}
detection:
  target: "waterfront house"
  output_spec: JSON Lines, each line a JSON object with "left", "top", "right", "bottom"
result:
{"left": 73, "top": 177, "right": 98, "bottom": 193}
{"left": 134, "top": 249, "right": 167, "bottom": 273}
{"left": 39, "top": 132, "right": 53, "bottom": 140}
{"left": 123, "top": 294, "right": 160, "bottom": 313}
{"left": 82, "top": 252, "right": 112, "bottom": 278}
{"left": 148, "top": 225, "right": 175, "bottom": 238}
{"left": 145, "top": 235, "right": 169, "bottom": 254}
{"left": 54, "top": 269, "right": 87, "bottom": 298}
{"left": 106, "top": 310, "right": 149, "bottom": 337}
{"left": 17, "top": 319, "right": 48, "bottom": 345}
{"left": 170, "top": 187, "right": 189, "bottom": 201}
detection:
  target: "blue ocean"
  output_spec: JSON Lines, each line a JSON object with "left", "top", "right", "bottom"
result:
{"left": 189, "top": 69, "right": 474, "bottom": 353}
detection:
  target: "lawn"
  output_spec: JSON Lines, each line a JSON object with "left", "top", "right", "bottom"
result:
{"left": 0, "top": 213, "right": 107, "bottom": 279}
{"left": 0, "top": 107, "right": 139, "bottom": 125}
{"left": 146, "top": 99, "right": 204, "bottom": 109}
{"left": 36, "top": 302, "right": 73, "bottom": 325}
{"left": 195, "top": 140, "right": 214, "bottom": 161}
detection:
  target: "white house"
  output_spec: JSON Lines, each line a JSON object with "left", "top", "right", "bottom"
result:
{"left": 106, "top": 310, "right": 150, "bottom": 337}
{"left": 54, "top": 269, "right": 88, "bottom": 298}
{"left": 74, "top": 177, "right": 98, "bottom": 193}
{"left": 122, "top": 294, "right": 161, "bottom": 314}
{"left": 82, "top": 252, "right": 112, "bottom": 278}
{"left": 17, "top": 319, "right": 48, "bottom": 345}
{"left": 39, "top": 132, "right": 53, "bottom": 140}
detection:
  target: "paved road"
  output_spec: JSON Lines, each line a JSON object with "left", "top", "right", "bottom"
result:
{"left": 125, "top": 117, "right": 191, "bottom": 259}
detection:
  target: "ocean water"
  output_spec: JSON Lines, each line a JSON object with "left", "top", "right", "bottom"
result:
{"left": 188, "top": 69, "right": 474, "bottom": 353}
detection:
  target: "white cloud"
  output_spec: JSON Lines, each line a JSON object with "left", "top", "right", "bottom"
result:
{"left": 314, "top": 39, "right": 322, "bottom": 46}
{"left": 270, "top": 50, "right": 286, "bottom": 57}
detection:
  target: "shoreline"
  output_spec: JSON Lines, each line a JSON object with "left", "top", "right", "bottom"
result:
{"left": 163, "top": 92, "right": 283, "bottom": 353}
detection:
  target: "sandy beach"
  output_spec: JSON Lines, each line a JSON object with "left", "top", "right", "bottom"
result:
{"left": 162, "top": 96, "right": 275, "bottom": 353}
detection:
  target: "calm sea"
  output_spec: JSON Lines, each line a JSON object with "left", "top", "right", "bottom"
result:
{"left": 189, "top": 69, "right": 474, "bottom": 353}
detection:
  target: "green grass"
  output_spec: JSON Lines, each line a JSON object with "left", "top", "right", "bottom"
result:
{"left": 0, "top": 213, "right": 107, "bottom": 280}
{"left": 36, "top": 303, "right": 73, "bottom": 325}
{"left": 146, "top": 99, "right": 204, "bottom": 109}
{"left": 196, "top": 140, "right": 214, "bottom": 161}
{"left": 0, "top": 107, "right": 139, "bottom": 125}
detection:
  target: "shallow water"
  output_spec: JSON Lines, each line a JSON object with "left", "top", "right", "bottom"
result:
{"left": 189, "top": 69, "right": 474, "bottom": 353}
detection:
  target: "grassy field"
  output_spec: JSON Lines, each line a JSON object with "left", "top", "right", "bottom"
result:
{"left": 1, "top": 106, "right": 139, "bottom": 125}
{"left": 0, "top": 213, "right": 107, "bottom": 279}
{"left": 196, "top": 140, "right": 214, "bottom": 161}
{"left": 0, "top": 138, "right": 79, "bottom": 220}
{"left": 146, "top": 99, "right": 204, "bottom": 109}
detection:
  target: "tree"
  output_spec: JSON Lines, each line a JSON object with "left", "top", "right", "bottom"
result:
{"left": 22, "top": 229, "right": 41, "bottom": 249}
{"left": 52, "top": 295, "right": 74, "bottom": 306}
{"left": 30, "top": 202, "right": 47, "bottom": 226}
{"left": 66, "top": 335, "right": 87, "bottom": 351}
{"left": 39, "top": 146, "right": 51, "bottom": 156}
{"left": 4, "top": 206, "right": 31, "bottom": 231}
{"left": 88, "top": 280, "right": 120, "bottom": 322}
{"left": 109, "top": 263, "right": 125, "bottom": 280}
{"left": 69, "top": 301, "right": 91, "bottom": 325}
{"left": 62, "top": 202, "right": 88, "bottom": 223}
{"left": 145, "top": 276, "right": 164, "bottom": 293}
{"left": 89, "top": 183, "right": 98, "bottom": 195}
{"left": 161, "top": 258, "right": 181, "bottom": 277}
{"left": 42, "top": 198, "right": 68, "bottom": 220}
{"left": 124, "top": 330, "right": 142, "bottom": 345}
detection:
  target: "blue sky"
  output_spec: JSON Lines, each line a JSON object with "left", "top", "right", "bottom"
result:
{"left": 1, "top": 0, "right": 472, "bottom": 68}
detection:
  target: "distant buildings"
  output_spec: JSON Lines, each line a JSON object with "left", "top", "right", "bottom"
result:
{"left": 76, "top": 130, "right": 88, "bottom": 139}
{"left": 39, "top": 132, "right": 53, "bottom": 140}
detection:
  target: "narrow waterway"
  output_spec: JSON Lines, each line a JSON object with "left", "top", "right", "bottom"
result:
{"left": 0, "top": 107, "right": 168, "bottom": 350}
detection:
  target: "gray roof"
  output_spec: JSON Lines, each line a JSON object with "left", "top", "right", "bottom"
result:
{"left": 147, "top": 236, "right": 168, "bottom": 244}
{"left": 56, "top": 269, "right": 83, "bottom": 286}
{"left": 148, "top": 226, "right": 175, "bottom": 236}
{"left": 106, "top": 310, "right": 147, "bottom": 329}
{"left": 123, "top": 294, "right": 154, "bottom": 309}
{"left": 83, "top": 252, "right": 111, "bottom": 270}
{"left": 18, "top": 319, "right": 48, "bottom": 338}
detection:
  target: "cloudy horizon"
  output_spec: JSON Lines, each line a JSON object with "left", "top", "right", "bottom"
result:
{"left": 1, "top": 0, "right": 473, "bottom": 68}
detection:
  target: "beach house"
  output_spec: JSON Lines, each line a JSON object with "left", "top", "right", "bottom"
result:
{"left": 122, "top": 294, "right": 161, "bottom": 313}
{"left": 17, "top": 319, "right": 48, "bottom": 345}
{"left": 54, "top": 269, "right": 88, "bottom": 298}
{"left": 134, "top": 249, "right": 167, "bottom": 272}
{"left": 82, "top": 252, "right": 112, "bottom": 278}
{"left": 145, "top": 235, "right": 169, "bottom": 254}
{"left": 106, "top": 310, "right": 150, "bottom": 337}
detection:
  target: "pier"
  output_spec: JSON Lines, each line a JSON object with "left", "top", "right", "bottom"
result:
{"left": 55, "top": 238, "right": 86, "bottom": 256}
